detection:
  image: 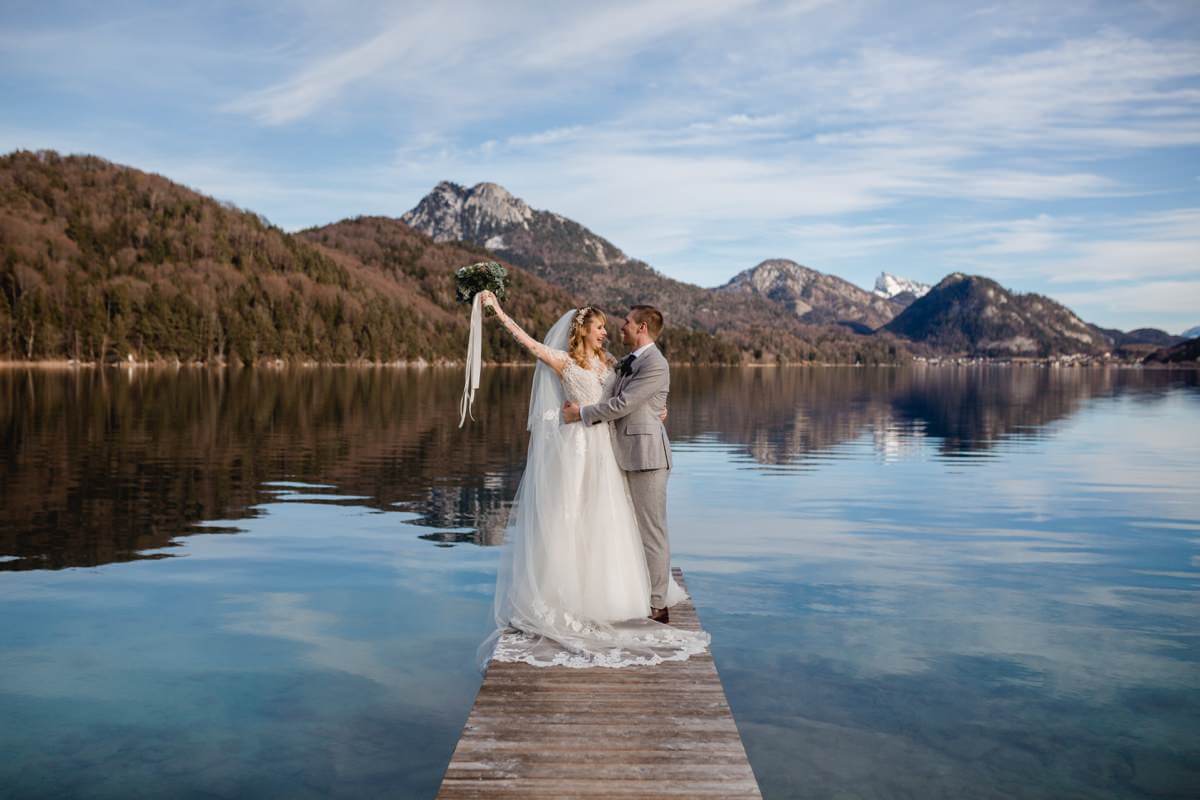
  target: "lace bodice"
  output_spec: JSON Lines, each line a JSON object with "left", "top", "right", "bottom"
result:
{"left": 556, "top": 351, "right": 615, "bottom": 405}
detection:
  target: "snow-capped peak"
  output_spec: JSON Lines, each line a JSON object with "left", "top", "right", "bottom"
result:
{"left": 873, "top": 272, "right": 931, "bottom": 299}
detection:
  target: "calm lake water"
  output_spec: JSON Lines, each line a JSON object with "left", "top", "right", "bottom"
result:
{"left": 1, "top": 365, "right": 1198, "bottom": 799}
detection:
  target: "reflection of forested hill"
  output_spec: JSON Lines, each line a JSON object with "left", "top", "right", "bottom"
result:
{"left": 887, "top": 367, "right": 1115, "bottom": 455}
{"left": 0, "top": 367, "right": 535, "bottom": 570}
{"left": 2, "top": 367, "right": 1194, "bottom": 570}
{"left": 669, "top": 368, "right": 904, "bottom": 464}
{"left": 667, "top": 366, "right": 1182, "bottom": 465}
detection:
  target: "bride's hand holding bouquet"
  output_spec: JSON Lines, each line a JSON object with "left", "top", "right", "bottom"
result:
{"left": 457, "top": 263, "right": 507, "bottom": 426}
{"left": 477, "top": 290, "right": 499, "bottom": 312}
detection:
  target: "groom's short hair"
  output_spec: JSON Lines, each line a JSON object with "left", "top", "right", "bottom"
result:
{"left": 630, "top": 305, "right": 663, "bottom": 338}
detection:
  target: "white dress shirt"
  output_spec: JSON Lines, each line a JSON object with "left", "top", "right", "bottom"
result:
{"left": 630, "top": 342, "right": 656, "bottom": 361}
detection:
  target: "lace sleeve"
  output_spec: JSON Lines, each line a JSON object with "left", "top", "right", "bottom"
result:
{"left": 492, "top": 304, "right": 567, "bottom": 373}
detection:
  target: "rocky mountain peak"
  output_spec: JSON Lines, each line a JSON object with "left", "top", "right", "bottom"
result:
{"left": 402, "top": 180, "right": 628, "bottom": 275}
{"left": 720, "top": 259, "right": 899, "bottom": 331}
{"left": 730, "top": 259, "right": 821, "bottom": 294}
{"left": 463, "top": 182, "right": 533, "bottom": 226}
{"left": 401, "top": 180, "right": 533, "bottom": 243}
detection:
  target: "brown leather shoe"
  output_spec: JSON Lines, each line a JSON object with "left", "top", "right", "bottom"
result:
{"left": 649, "top": 606, "right": 670, "bottom": 624}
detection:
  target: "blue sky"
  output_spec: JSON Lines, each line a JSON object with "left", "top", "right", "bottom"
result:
{"left": 2, "top": 0, "right": 1198, "bottom": 333}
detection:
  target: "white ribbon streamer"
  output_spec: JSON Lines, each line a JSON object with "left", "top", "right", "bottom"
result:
{"left": 459, "top": 293, "right": 483, "bottom": 427}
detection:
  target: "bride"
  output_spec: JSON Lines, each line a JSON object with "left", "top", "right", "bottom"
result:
{"left": 476, "top": 291, "right": 710, "bottom": 669}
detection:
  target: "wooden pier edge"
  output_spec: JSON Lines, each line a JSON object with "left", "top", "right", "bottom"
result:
{"left": 436, "top": 567, "right": 762, "bottom": 799}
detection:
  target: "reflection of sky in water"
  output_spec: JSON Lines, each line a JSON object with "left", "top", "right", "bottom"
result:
{"left": 1, "top": 368, "right": 1197, "bottom": 798}
{"left": 0, "top": 488, "right": 499, "bottom": 799}
{"left": 675, "top": 393, "right": 1199, "bottom": 798}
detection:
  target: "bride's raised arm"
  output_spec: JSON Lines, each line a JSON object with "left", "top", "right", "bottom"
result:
{"left": 479, "top": 291, "right": 568, "bottom": 375}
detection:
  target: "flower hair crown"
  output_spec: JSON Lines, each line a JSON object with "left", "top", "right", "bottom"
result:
{"left": 573, "top": 307, "right": 591, "bottom": 328}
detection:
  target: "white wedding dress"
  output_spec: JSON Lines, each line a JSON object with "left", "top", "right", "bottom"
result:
{"left": 481, "top": 310, "right": 710, "bottom": 669}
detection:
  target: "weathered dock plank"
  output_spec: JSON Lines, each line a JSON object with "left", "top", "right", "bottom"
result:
{"left": 437, "top": 568, "right": 761, "bottom": 799}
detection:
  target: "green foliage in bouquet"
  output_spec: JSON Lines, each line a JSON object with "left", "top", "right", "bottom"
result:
{"left": 455, "top": 261, "right": 509, "bottom": 304}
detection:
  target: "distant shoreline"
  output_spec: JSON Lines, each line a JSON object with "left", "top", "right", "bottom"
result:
{"left": 0, "top": 358, "right": 1191, "bottom": 370}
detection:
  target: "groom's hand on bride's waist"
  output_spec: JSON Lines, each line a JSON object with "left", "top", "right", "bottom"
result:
{"left": 562, "top": 401, "right": 582, "bottom": 424}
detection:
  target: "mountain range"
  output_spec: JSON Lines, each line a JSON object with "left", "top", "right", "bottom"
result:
{"left": 401, "top": 180, "right": 907, "bottom": 363}
{"left": 403, "top": 183, "right": 911, "bottom": 335}
{"left": 400, "top": 180, "right": 1185, "bottom": 360}
{"left": 0, "top": 150, "right": 1190, "bottom": 365}
{"left": 401, "top": 183, "right": 944, "bottom": 337}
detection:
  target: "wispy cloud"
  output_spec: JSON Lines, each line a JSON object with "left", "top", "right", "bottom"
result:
{"left": 221, "top": 5, "right": 491, "bottom": 125}
{"left": 223, "top": 0, "right": 757, "bottom": 125}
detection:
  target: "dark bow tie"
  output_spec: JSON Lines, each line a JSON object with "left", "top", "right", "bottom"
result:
{"left": 617, "top": 353, "right": 636, "bottom": 376}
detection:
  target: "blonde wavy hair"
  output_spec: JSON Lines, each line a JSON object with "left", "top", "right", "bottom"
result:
{"left": 567, "top": 307, "right": 615, "bottom": 369}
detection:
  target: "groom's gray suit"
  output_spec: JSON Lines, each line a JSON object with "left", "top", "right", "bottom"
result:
{"left": 580, "top": 343, "right": 672, "bottom": 608}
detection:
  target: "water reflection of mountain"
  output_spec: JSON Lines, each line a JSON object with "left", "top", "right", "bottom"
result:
{"left": 889, "top": 367, "right": 1118, "bottom": 456}
{"left": 0, "top": 367, "right": 533, "bottom": 570}
{"left": 669, "top": 366, "right": 1197, "bottom": 466}
{"left": 671, "top": 368, "right": 902, "bottom": 466}
{"left": 1, "top": 366, "right": 1195, "bottom": 570}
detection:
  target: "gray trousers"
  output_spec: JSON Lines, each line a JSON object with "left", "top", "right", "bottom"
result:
{"left": 626, "top": 467, "right": 670, "bottom": 608}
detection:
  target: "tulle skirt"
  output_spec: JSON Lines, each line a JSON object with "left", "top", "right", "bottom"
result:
{"left": 482, "top": 417, "right": 709, "bottom": 669}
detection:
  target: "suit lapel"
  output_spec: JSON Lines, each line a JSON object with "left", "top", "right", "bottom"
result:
{"left": 618, "top": 367, "right": 633, "bottom": 393}
{"left": 622, "top": 349, "right": 643, "bottom": 389}
{"left": 618, "top": 343, "right": 656, "bottom": 392}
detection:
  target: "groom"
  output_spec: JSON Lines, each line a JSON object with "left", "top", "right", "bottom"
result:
{"left": 563, "top": 305, "right": 674, "bottom": 623}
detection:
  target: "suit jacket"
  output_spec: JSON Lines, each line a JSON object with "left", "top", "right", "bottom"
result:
{"left": 581, "top": 344, "right": 672, "bottom": 471}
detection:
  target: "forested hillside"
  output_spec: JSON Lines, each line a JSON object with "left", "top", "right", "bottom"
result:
{"left": 297, "top": 216, "right": 747, "bottom": 364}
{"left": 883, "top": 273, "right": 1109, "bottom": 357}
{"left": 0, "top": 150, "right": 576, "bottom": 364}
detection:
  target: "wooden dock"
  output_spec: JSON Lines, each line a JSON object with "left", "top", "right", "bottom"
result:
{"left": 437, "top": 568, "right": 762, "bottom": 799}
